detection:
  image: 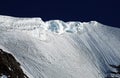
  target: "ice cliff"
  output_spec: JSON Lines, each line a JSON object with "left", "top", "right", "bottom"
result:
{"left": 0, "top": 15, "right": 120, "bottom": 78}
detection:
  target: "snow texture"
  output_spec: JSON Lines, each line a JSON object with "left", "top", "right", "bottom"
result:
{"left": 0, "top": 15, "right": 120, "bottom": 78}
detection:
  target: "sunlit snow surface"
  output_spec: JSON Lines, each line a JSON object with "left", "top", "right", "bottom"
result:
{"left": 0, "top": 15, "right": 120, "bottom": 78}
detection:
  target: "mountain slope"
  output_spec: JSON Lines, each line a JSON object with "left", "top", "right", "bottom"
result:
{"left": 0, "top": 49, "right": 28, "bottom": 78}
{"left": 0, "top": 15, "right": 120, "bottom": 78}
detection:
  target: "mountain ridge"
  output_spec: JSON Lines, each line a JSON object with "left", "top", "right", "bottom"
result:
{"left": 0, "top": 15, "right": 120, "bottom": 78}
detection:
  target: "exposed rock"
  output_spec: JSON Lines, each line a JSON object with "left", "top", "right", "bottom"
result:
{"left": 105, "top": 64, "right": 120, "bottom": 78}
{"left": 0, "top": 49, "right": 28, "bottom": 78}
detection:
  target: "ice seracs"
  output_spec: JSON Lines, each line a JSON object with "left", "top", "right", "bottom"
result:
{"left": 0, "top": 15, "right": 120, "bottom": 78}
{"left": 0, "top": 15, "right": 98, "bottom": 40}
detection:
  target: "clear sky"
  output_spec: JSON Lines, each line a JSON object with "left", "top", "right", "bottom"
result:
{"left": 0, "top": 0, "right": 120, "bottom": 27}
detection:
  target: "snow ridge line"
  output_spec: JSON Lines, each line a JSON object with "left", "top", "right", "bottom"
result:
{"left": 0, "top": 15, "right": 98, "bottom": 33}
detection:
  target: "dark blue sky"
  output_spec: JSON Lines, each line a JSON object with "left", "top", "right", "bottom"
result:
{"left": 0, "top": 0, "right": 120, "bottom": 27}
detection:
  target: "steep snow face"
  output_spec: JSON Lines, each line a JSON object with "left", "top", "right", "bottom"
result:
{"left": 0, "top": 15, "right": 120, "bottom": 78}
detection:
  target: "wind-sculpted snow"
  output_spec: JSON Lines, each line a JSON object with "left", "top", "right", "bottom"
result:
{"left": 0, "top": 15, "right": 98, "bottom": 40}
{"left": 0, "top": 15, "right": 120, "bottom": 78}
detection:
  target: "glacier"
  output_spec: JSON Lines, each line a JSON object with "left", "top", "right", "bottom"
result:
{"left": 0, "top": 15, "right": 120, "bottom": 78}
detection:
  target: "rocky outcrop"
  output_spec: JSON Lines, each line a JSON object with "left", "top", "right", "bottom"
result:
{"left": 105, "top": 65, "right": 120, "bottom": 78}
{"left": 0, "top": 49, "right": 28, "bottom": 78}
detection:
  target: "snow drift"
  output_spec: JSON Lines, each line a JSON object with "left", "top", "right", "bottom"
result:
{"left": 0, "top": 15, "right": 120, "bottom": 78}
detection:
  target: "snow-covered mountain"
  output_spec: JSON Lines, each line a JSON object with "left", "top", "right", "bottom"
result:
{"left": 0, "top": 15, "right": 120, "bottom": 78}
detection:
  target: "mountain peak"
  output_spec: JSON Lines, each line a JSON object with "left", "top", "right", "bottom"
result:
{"left": 0, "top": 15, "right": 99, "bottom": 40}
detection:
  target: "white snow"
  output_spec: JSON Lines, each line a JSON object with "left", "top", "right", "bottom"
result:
{"left": 0, "top": 15, "right": 120, "bottom": 78}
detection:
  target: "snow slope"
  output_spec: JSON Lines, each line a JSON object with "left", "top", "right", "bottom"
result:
{"left": 0, "top": 15, "right": 120, "bottom": 78}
